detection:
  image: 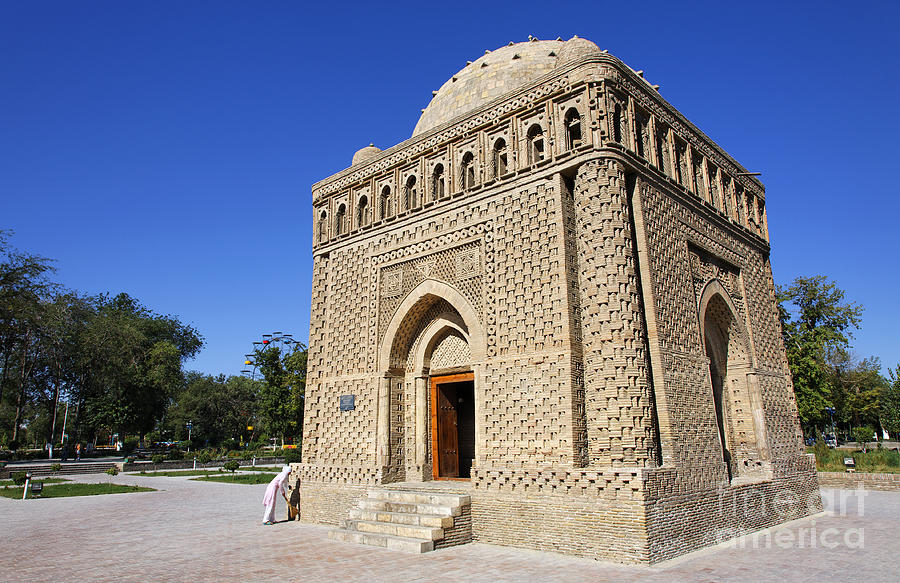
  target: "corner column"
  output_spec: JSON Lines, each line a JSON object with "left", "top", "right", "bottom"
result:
{"left": 572, "top": 158, "right": 656, "bottom": 467}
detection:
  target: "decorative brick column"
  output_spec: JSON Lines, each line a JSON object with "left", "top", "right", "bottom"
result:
{"left": 572, "top": 158, "right": 656, "bottom": 466}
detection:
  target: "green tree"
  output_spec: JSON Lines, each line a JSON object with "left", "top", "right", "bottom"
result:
{"left": 33, "top": 293, "right": 96, "bottom": 446}
{"left": 255, "top": 342, "right": 307, "bottom": 447}
{"left": 851, "top": 426, "right": 875, "bottom": 452}
{"left": 881, "top": 367, "right": 900, "bottom": 440}
{"left": 830, "top": 352, "right": 888, "bottom": 432}
{"left": 0, "top": 234, "right": 206, "bottom": 450}
{"left": 165, "top": 374, "right": 261, "bottom": 447}
{"left": 777, "top": 275, "right": 863, "bottom": 434}
{"left": 0, "top": 231, "right": 57, "bottom": 442}
{"left": 75, "top": 293, "right": 203, "bottom": 443}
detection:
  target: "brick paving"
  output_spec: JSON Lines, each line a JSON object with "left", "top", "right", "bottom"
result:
{"left": 2, "top": 476, "right": 895, "bottom": 582}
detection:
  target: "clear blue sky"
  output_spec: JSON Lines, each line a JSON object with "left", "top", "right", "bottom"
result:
{"left": 3, "top": 1, "right": 898, "bottom": 376}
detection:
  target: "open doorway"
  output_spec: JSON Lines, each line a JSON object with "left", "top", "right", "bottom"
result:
{"left": 430, "top": 373, "right": 475, "bottom": 479}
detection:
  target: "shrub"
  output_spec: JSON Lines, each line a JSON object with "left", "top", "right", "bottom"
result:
{"left": 12, "top": 471, "right": 28, "bottom": 486}
{"left": 106, "top": 466, "right": 119, "bottom": 477}
{"left": 283, "top": 449, "right": 301, "bottom": 464}
{"left": 223, "top": 460, "right": 240, "bottom": 474}
{"left": 852, "top": 426, "right": 875, "bottom": 452}
{"left": 196, "top": 451, "right": 212, "bottom": 464}
{"left": 166, "top": 449, "right": 184, "bottom": 461}
{"left": 151, "top": 454, "right": 165, "bottom": 465}
{"left": 8, "top": 440, "right": 19, "bottom": 452}
{"left": 50, "top": 463, "right": 61, "bottom": 472}
{"left": 123, "top": 438, "right": 139, "bottom": 455}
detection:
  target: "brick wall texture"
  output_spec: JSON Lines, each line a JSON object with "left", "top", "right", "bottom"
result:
{"left": 300, "top": 37, "right": 819, "bottom": 564}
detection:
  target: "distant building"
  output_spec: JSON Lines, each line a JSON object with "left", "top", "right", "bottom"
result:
{"left": 299, "top": 36, "right": 820, "bottom": 563}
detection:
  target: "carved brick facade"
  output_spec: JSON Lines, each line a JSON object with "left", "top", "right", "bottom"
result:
{"left": 300, "top": 37, "right": 819, "bottom": 563}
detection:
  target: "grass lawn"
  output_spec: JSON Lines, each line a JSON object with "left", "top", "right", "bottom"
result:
{"left": 191, "top": 472, "right": 276, "bottom": 485}
{"left": 0, "top": 477, "right": 70, "bottom": 486}
{"left": 237, "top": 466, "right": 282, "bottom": 472}
{"left": 0, "top": 482, "right": 155, "bottom": 499}
{"left": 809, "top": 444, "right": 900, "bottom": 473}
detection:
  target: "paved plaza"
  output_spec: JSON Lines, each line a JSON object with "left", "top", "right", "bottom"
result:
{"left": 2, "top": 472, "right": 896, "bottom": 582}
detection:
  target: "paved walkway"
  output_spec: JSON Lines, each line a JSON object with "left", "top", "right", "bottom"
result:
{"left": 1, "top": 473, "right": 895, "bottom": 582}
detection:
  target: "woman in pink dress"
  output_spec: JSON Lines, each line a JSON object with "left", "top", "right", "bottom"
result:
{"left": 262, "top": 465, "right": 291, "bottom": 525}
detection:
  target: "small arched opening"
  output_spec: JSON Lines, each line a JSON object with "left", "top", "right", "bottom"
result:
{"left": 357, "top": 195, "right": 369, "bottom": 228}
{"left": 527, "top": 124, "right": 545, "bottom": 164}
{"left": 492, "top": 138, "right": 507, "bottom": 178}
{"left": 432, "top": 164, "right": 445, "bottom": 200}
{"left": 564, "top": 108, "right": 582, "bottom": 150}
{"left": 379, "top": 186, "right": 391, "bottom": 220}
{"left": 335, "top": 203, "right": 346, "bottom": 236}
{"left": 404, "top": 175, "right": 418, "bottom": 210}
{"left": 317, "top": 210, "right": 327, "bottom": 243}
{"left": 459, "top": 152, "right": 475, "bottom": 190}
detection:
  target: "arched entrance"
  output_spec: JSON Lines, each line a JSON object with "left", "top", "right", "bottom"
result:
{"left": 704, "top": 302, "right": 734, "bottom": 479}
{"left": 699, "top": 280, "right": 770, "bottom": 482}
{"left": 378, "top": 280, "right": 484, "bottom": 482}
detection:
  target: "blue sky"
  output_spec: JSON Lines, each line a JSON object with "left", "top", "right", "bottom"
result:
{"left": 2, "top": 1, "right": 898, "bottom": 376}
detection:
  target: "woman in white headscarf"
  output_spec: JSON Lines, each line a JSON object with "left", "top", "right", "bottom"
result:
{"left": 262, "top": 465, "right": 292, "bottom": 525}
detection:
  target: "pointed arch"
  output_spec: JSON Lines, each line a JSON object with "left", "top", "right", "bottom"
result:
{"left": 411, "top": 314, "right": 469, "bottom": 373}
{"left": 378, "top": 279, "right": 485, "bottom": 372}
{"left": 698, "top": 279, "right": 770, "bottom": 481}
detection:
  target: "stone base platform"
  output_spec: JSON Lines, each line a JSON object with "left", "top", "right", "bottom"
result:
{"left": 329, "top": 483, "right": 473, "bottom": 553}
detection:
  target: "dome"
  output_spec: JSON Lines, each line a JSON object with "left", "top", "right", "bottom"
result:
{"left": 556, "top": 35, "right": 602, "bottom": 65}
{"left": 412, "top": 36, "right": 602, "bottom": 137}
{"left": 352, "top": 144, "right": 381, "bottom": 166}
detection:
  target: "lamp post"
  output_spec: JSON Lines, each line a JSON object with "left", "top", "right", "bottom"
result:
{"left": 825, "top": 407, "right": 836, "bottom": 444}
{"left": 186, "top": 420, "right": 193, "bottom": 452}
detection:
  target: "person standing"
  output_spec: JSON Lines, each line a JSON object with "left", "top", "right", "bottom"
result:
{"left": 262, "top": 466, "right": 291, "bottom": 525}
{"left": 75, "top": 442, "right": 82, "bottom": 460}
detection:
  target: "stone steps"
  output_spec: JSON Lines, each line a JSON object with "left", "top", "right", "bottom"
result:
{"left": 349, "top": 508, "right": 454, "bottom": 528}
{"left": 352, "top": 519, "right": 443, "bottom": 540}
{"left": 367, "top": 489, "right": 470, "bottom": 507}
{"left": 329, "top": 486, "right": 472, "bottom": 553}
{"left": 328, "top": 529, "right": 434, "bottom": 553}
{"left": 357, "top": 498, "right": 461, "bottom": 517}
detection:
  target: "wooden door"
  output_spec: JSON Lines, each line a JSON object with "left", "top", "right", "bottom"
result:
{"left": 437, "top": 384, "right": 459, "bottom": 477}
{"left": 430, "top": 372, "right": 474, "bottom": 480}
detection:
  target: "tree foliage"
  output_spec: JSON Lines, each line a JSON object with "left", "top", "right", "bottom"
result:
{"left": 881, "top": 368, "right": 900, "bottom": 439}
{"left": 255, "top": 342, "right": 307, "bottom": 446}
{"left": 164, "top": 373, "right": 262, "bottom": 446}
{"left": 777, "top": 275, "right": 863, "bottom": 431}
{"left": 778, "top": 275, "right": 896, "bottom": 441}
{"left": 0, "top": 232, "right": 203, "bottom": 448}
{"left": 76, "top": 293, "right": 202, "bottom": 440}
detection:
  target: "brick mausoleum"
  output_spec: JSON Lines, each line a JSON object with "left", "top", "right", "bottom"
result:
{"left": 297, "top": 36, "right": 820, "bottom": 563}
